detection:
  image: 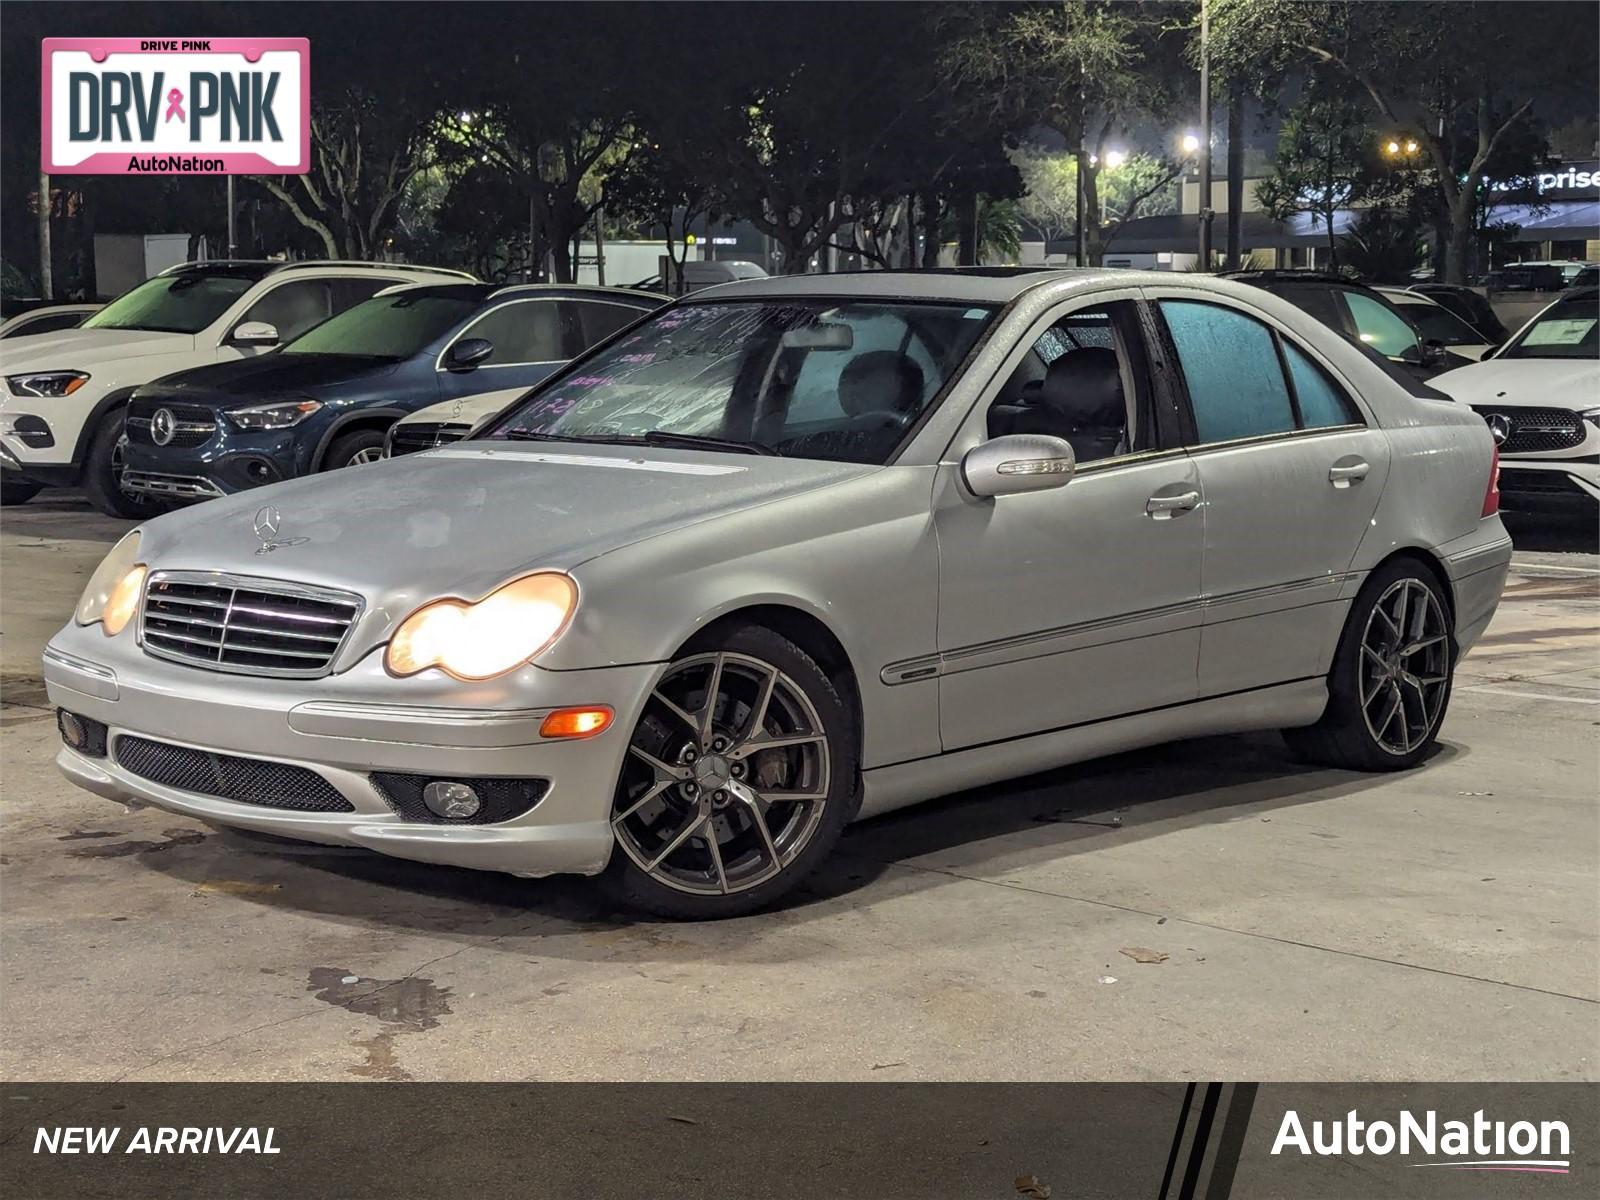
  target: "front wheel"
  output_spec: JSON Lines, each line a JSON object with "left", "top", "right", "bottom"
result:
{"left": 1283, "top": 560, "right": 1455, "bottom": 771}
{"left": 322, "top": 428, "right": 387, "bottom": 471}
{"left": 602, "top": 625, "right": 859, "bottom": 919}
{"left": 83, "top": 410, "right": 169, "bottom": 519}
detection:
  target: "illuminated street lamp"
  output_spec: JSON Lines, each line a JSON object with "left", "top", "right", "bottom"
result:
{"left": 1181, "top": 132, "right": 1201, "bottom": 155}
{"left": 1104, "top": 149, "right": 1128, "bottom": 169}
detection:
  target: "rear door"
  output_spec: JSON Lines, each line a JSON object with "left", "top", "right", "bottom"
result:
{"left": 1144, "top": 289, "right": 1391, "bottom": 696}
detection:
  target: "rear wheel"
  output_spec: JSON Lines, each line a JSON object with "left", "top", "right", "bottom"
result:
{"left": 322, "top": 429, "right": 387, "bottom": 471}
{"left": 1283, "top": 559, "right": 1454, "bottom": 771}
{"left": 602, "top": 625, "right": 858, "bottom": 919}
{"left": 0, "top": 479, "right": 42, "bottom": 506}
{"left": 83, "top": 409, "right": 168, "bottom": 519}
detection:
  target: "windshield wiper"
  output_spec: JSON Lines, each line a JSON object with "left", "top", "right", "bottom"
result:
{"left": 501, "top": 430, "right": 616, "bottom": 444}
{"left": 639, "top": 430, "right": 778, "bottom": 456}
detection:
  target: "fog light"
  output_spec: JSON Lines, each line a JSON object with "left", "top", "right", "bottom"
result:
{"left": 421, "top": 781, "right": 481, "bottom": 820}
{"left": 58, "top": 710, "right": 87, "bottom": 750}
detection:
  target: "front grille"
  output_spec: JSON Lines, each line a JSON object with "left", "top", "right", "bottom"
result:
{"left": 115, "top": 735, "right": 353, "bottom": 812}
{"left": 57, "top": 709, "right": 108, "bottom": 757}
{"left": 126, "top": 399, "right": 218, "bottom": 448}
{"left": 121, "top": 471, "right": 225, "bottom": 501}
{"left": 1471, "top": 406, "right": 1586, "bottom": 455}
{"left": 140, "top": 572, "right": 362, "bottom": 678}
{"left": 388, "top": 422, "right": 472, "bottom": 457}
{"left": 370, "top": 772, "right": 549, "bottom": 825}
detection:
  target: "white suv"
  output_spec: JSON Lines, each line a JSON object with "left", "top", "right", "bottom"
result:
{"left": 0, "top": 260, "right": 474, "bottom": 515}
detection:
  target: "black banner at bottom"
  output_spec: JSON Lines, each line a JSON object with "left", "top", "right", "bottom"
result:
{"left": 2, "top": 1083, "right": 1593, "bottom": 1198}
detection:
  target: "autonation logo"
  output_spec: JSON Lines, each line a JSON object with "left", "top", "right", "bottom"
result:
{"left": 1272, "top": 1108, "right": 1571, "bottom": 1175}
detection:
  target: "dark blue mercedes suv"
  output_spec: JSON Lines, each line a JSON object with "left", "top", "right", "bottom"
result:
{"left": 120, "top": 283, "right": 665, "bottom": 503}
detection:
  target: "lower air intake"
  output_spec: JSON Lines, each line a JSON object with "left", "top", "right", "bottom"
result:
{"left": 115, "top": 736, "right": 354, "bottom": 813}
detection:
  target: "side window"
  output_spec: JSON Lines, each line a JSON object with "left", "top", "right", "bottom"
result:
{"left": 239, "top": 280, "right": 333, "bottom": 342}
{"left": 1282, "top": 341, "right": 1360, "bottom": 428}
{"left": 1276, "top": 284, "right": 1346, "bottom": 333}
{"left": 331, "top": 277, "right": 403, "bottom": 312}
{"left": 456, "top": 301, "right": 567, "bottom": 366}
{"left": 1342, "top": 291, "right": 1421, "bottom": 359}
{"left": 986, "top": 303, "right": 1150, "bottom": 464}
{"left": 1160, "top": 300, "right": 1296, "bottom": 443}
{"left": 568, "top": 300, "right": 645, "bottom": 350}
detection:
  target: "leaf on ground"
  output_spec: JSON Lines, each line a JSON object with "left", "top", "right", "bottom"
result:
{"left": 1015, "top": 1174, "right": 1052, "bottom": 1198}
{"left": 192, "top": 880, "right": 283, "bottom": 896}
{"left": 1119, "top": 946, "right": 1169, "bottom": 964}
{"left": 666, "top": 1115, "right": 699, "bottom": 1125}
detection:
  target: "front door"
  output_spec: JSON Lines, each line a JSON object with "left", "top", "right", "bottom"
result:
{"left": 931, "top": 295, "right": 1204, "bottom": 751}
{"left": 436, "top": 297, "right": 572, "bottom": 408}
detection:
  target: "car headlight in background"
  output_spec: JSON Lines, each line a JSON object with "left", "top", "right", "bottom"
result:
{"left": 7, "top": 370, "right": 90, "bottom": 398}
{"left": 74, "top": 531, "right": 146, "bottom": 636}
{"left": 225, "top": 399, "right": 323, "bottom": 430}
{"left": 1582, "top": 406, "right": 1600, "bottom": 430}
{"left": 386, "top": 572, "right": 578, "bottom": 681}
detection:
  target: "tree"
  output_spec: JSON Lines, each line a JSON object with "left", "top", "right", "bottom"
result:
{"left": 1013, "top": 144, "right": 1182, "bottom": 256}
{"left": 1207, "top": 0, "right": 1599, "bottom": 282}
{"left": 940, "top": 1, "right": 1189, "bottom": 265}
{"left": 257, "top": 88, "right": 436, "bottom": 259}
{"left": 1254, "top": 88, "right": 1378, "bottom": 269}
{"left": 1338, "top": 205, "right": 1425, "bottom": 283}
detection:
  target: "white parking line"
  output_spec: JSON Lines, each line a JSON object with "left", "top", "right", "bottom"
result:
{"left": 1458, "top": 685, "right": 1600, "bottom": 705}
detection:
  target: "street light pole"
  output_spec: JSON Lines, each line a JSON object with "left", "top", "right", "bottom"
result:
{"left": 226, "top": 175, "right": 237, "bottom": 258}
{"left": 1197, "top": 0, "right": 1213, "bottom": 268}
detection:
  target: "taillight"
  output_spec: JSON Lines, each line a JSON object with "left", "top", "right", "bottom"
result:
{"left": 1481, "top": 441, "right": 1500, "bottom": 517}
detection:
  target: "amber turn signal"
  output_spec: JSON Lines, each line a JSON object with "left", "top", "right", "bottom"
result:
{"left": 539, "top": 706, "right": 614, "bottom": 740}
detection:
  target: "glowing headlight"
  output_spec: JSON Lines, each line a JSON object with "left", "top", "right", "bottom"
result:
{"left": 7, "top": 370, "right": 90, "bottom": 398}
{"left": 385, "top": 573, "right": 577, "bottom": 680}
{"left": 225, "top": 399, "right": 323, "bottom": 430}
{"left": 75, "top": 531, "right": 147, "bottom": 636}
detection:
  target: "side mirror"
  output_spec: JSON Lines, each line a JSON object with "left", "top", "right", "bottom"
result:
{"left": 1421, "top": 338, "right": 1448, "bottom": 367}
{"left": 961, "top": 434, "right": 1076, "bottom": 498}
{"left": 231, "top": 321, "right": 279, "bottom": 346}
{"left": 446, "top": 338, "right": 494, "bottom": 370}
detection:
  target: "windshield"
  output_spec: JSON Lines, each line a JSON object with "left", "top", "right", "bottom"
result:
{"left": 1398, "top": 301, "right": 1483, "bottom": 347}
{"left": 483, "top": 299, "right": 997, "bottom": 464}
{"left": 1500, "top": 294, "right": 1600, "bottom": 360}
{"left": 281, "top": 292, "right": 483, "bottom": 359}
{"left": 83, "top": 273, "right": 258, "bottom": 334}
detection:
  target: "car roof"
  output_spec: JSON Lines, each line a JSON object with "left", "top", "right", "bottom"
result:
{"left": 1376, "top": 287, "right": 1435, "bottom": 305}
{"left": 686, "top": 266, "right": 1169, "bottom": 304}
{"left": 368, "top": 282, "right": 671, "bottom": 305}
{"left": 158, "top": 259, "right": 476, "bottom": 282}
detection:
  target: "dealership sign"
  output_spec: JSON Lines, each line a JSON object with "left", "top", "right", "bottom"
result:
{"left": 42, "top": 38, "right": 308, "bottom": 175}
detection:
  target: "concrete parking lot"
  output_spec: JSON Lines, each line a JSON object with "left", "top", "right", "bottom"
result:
{"left": 1, "top": 492, "right": 1595, "bottom": 1082}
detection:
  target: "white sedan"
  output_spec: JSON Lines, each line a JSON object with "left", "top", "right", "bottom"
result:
{"left": 1431, "top": 286, "right": 1600, "bottom": 515}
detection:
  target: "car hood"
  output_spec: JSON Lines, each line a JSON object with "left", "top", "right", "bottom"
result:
{"left": 0, "top": 327, "right": 192, "bottom": 368}
{"left": 137, "top": 441, "right": 872, "bottom": 614}
{"left": 1430, "top": 358, "right": 1600, "bottom": 408}
{"left": 402, "top": 386, "right": 530, "bottom": 429}
{"left": 143, "top": 353, "right": 398, "bottom": 404}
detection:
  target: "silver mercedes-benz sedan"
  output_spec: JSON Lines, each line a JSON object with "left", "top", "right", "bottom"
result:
{"left": 46, "top": 269, "right": 1512, "bottom": 918}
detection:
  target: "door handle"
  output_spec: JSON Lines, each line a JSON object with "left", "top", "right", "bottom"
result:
{"left": 1145, "top": 489, "right": 1200, "bottom": 518}
{"left": 1328, "top": 458, "right": 1370, "bottom": 488}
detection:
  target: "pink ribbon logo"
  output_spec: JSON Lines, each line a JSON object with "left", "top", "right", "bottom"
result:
{"left": 164, "top": 88, "right": 185, "bottom": 123}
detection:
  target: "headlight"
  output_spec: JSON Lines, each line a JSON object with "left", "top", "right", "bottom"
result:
{"left": 75, "top": 531, "right": 147, "bottom": 636}
{"left": 7, "top": 371, "right": 90, "bottom": 398}
{"left": 1582, "top": 406, "right": 1600, "bottom": 429}
{"left": 225, "top": 399, "right": 323, "bottom": 430}
{"left": 385, "top": 572, "right": 578, "bottom": 680}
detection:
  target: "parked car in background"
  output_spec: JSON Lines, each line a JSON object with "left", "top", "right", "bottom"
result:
{"left": 47, "top": 269, "right": 1509, "bottom": 918}
{"left": 1569, "top": 265, "right": 1599, "bottom": 290}
{"left": 1431, "top": 286, "right": 1600, "bottom": 516}
{"left": 1484, "top": 262, "right": 1572, "bottom": 293}
{"left": 1405, "top": 284, "right": 1510, "bottom": 344}
{"left": 1222, "top": 270, "right": 1469, "bottom": 381}
{"left": 1377, "top": 287, "right": 1496, "bottom": 361}
{"left": 123, "top": 283, "right": 666, "bottom": 502}
{"left": 629, "top": 260, "right": 768, "bottom": 294}
{"left": 0, "top": 260, "right": 473, "bottom": 514}
{"left": 0, "top": 304, "right": 102, "bottom": 341}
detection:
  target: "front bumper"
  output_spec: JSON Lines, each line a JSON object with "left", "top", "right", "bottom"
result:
{"left": 121, "top": 424, "right": 306, "bottom": 502}
{"left": 43, "top": 622, "right": 662, "bottom": 877}
{"left": 1495, "top": 458, "right": 1600, "bottom": 515}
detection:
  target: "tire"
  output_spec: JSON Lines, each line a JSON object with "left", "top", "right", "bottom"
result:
{"left": 1282, "top": 558, "right": 1455, "bottom": 771}
{"left": 82, "top": 409, "right": 169, "bottom": 519}
{"left": 602, "top": 624, "right": 860, "bottom": 919}
{"left": 322, "top": 429, "right": 387, "bottom": 471}
{"left": 0, "top": 479, "right": 42, "bottom": 506}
